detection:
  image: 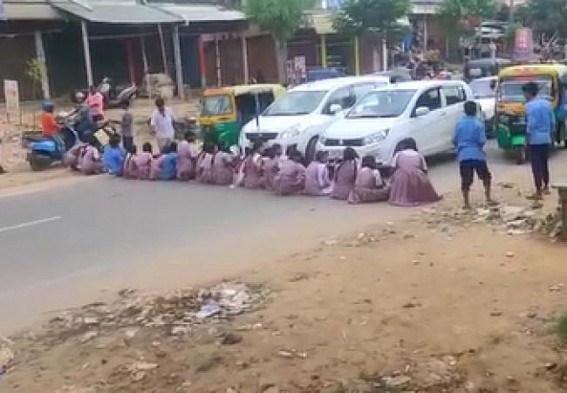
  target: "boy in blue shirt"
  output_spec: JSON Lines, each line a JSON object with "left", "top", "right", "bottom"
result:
{"left": 453, "top": 101, "right": 493, "bottom": 209}
{"left": 103, "top": 134, "right": 125, "bottom": 176}
{"left": 160, "top": 141, "right": 178, "bottom": 180}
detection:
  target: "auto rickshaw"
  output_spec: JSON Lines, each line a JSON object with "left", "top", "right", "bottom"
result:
{"left": 198, "top": 84, "right": 286, "bottom": 148}
{"left": 495, "top": 64, "right": 567, "bottom": 163}
{"left": 464, "top": 58, "right": 512, "bottom": 82}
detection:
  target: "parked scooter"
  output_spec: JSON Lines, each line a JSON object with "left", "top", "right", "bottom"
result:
{"left": 70, "top": 77, "right": 137, "bottom": 109}
{"left": 98, "top": 77, "right": 137, "bottom": 109}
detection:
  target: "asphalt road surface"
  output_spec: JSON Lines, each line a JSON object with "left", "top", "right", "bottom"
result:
{"left": 0, "top": 141, "right": 565, "bottom": 332}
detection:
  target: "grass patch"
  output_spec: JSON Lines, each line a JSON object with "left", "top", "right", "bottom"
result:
{"left": 556, "top": 312, "right": 567, "bottom": 342}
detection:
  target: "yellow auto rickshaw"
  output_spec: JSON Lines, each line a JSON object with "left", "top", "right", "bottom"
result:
{"left": 495, "top": 64, "right": 567, "bottom": 163}
{"left": 199, "top": 84, "right": 286, "bottom": 148}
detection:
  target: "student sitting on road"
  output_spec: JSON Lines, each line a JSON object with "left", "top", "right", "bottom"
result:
{"left": 63, "top": 142, "right": 88, "bottom": 171}
{"left": 242, "top": 141, "right": 265, "bottom": 189}
{"left": 160, "top": 142, "right": 178, "bottom": 181}
{"left": 348, "top": 155, "right": 390, "bottom": 204}
{"left": 123, "top": 144, "right": 138, "bottom": 179}
{"left": 452, "top": 100, "right": 494, "bottom": 209}
{"left": 304, "top": 150, "right": 332, "bottom": 196}
{"left": 212, "top": 146, "right": 238, "bottom": 186}
{"left": 80, "top": 135, "right": 103, "bottom": 175}
{"left": 102, "top": 134, "right": 125, "bottom": 176}
{"left": 388, "top": 139, "right": 441, "bottom": 206}
{"left": 273, "top": 149, "right": 306, "bottom": 196}
{"left": 262, "top": 143, "right": 283, "bottom": 191}
{"left": 134, "top": 143, "right": 153, "bottom": 180}
{"left": 196, "top": 141, "right": 218, "bottom": 184}
{"left": 177, "top": 131, "right": 199, "bottom": 181}
{"left": 331, "top": 147, "right": 359, "bottom": 200}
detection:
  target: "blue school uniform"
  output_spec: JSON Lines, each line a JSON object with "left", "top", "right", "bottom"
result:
{"left": 103, "top": 146, "right": 125, "bottom": 176}
{"left": 160, "top": 152, "right": 178, "bottom": 180}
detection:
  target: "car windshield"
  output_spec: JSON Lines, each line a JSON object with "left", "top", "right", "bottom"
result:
{"left": 470, "top": 79, "right": 496, "bottom": 98}
{"left": 263, "top": 91, "right": 327, "bottom": 116}
{"left": 201, "top": 95, "right": 232, "bottom": 116}
{"left": 498, "top": 75, "right": 553, "bottom": 103}
{"left": 347, "top": 89, "right": 416, "bottom": 118}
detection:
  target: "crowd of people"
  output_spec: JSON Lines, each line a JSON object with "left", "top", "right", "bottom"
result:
{"left": 44, "top": 78, "right": 555, "bottom": 210}
{"left": 61, "top": 130, "right": 443, "bottom": 207}
{"left": 53, "top": 96, "right": 443, "bottom": 207}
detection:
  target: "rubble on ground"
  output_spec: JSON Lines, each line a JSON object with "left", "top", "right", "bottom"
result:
{"left": 422, "top": 203, "right": 563, "bottom": 239}
{"left": 36, "top": 281, "right": 269, "bottom": 343}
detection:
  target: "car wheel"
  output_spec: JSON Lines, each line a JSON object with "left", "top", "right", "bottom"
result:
{"left": 305, "top": 136, "right": 319, "bottom": 164}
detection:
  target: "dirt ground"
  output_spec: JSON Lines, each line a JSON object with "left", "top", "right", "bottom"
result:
{"left": 0, "top": 99, "right": 198, "bottom": 191}
{"left": 2, "top": 183, "right": 567, "bottom": 393}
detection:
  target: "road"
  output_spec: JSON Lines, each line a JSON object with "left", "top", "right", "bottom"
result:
{"left": 0, "top": 141, "right": 565, "bottom": 332}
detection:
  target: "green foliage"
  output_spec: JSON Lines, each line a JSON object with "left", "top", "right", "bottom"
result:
{"left": 520, "top": 0, "right": 567, "bottom": 39}
{"left": 556, "top": 312, "right": 567, "bottom": 342}
{"left": 245, "top": 0, "right": 313, "bottom": 43}
{"left": 25, "top": 59, "right": 43, "bottom": 84}
{"left": 438, "top": 0, "right": 498, "bottom": 36}
{"left": 332, "top": 0, "right": 411, "bottom": 40}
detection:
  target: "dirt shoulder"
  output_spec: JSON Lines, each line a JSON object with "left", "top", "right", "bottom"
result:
{"left": 2, "top": 184, "right": 567, "bottom": 393}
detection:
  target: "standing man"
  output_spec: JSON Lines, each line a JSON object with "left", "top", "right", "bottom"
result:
{"left": 150, "top": 97, "right": 176, "bottom": 152}
{"left": 87, "top": 85, "right": 105, "bottom": 123}
{"left": 523, "top": 81, "right": 554, "bottom": 199}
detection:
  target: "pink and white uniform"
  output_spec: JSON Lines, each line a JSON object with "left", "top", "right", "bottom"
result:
{"left": 177, "top": 140, "right": 198, "bottom": 181}
{"left": 348, "top": 167, "right": 390, "bottom": 204}
{"left": 274, "top": 160, "right": 306, "bottom": 196}
{"left": 80, "top": 145, "right": 103, "bottom": 175}
{"left": 331, "top": 160, "right": 357, "bottom": 200}
{"left": 304, "top": 161, "right": 332, "bottom": 196}
{"left": 134, "top": 152, "right": 153, "bottom": 180}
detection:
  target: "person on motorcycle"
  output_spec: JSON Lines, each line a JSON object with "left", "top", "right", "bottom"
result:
{"left": 71, "top": 92, "right": 94, "bottom": 141}
{"left": 41, "top": 101, "right": 60, "bottom": 138}
{"left": 87, "top": 85, "right": 105, "bottom": 123}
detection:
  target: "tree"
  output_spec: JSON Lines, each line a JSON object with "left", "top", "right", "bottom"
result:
{"left": 25, "top": 59, "right": 44, "bottom": 101}
{"left": 438, "top": 0, "right": 498, "bottom": 38}
{"left": 520, "top": 0, "right": 567, "bottom": 41}
{"left": 245, "top": 0, "right": 313, "bottom": 83}
{"left": 332, "top": 0, "right": 411, "bottom": 44}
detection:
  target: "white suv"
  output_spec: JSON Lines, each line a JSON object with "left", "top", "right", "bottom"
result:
{"left": 317, "top": 80, "right": 475, "bottom": 166}
{"left": 239, "top": 76, "right": 390, "bottom": 161}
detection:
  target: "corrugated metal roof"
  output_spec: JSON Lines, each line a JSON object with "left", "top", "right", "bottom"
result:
{"left": 155, "top": 3, "right": 245, "bottom": 23}
{"left": 3, "top": 0, "right": 63, "bottom": 20}
{"left": 51, "top": 0, "right": 181, "bottom": 24}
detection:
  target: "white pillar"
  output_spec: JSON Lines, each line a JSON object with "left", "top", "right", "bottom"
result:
{"left": 81, "top": 21, "right": 94, "bottom": 87}
{"left": 157, "top": 24, "right": 168, "bottom": 75}
{"left": 241, "top": 33, "right": 249, "bottom": 84}
{"left": 423, "top": 14, "right": 428, "bottom": 51}
{"left": 173, "top": 25, "right": 184, "bottom": 99}
{"left": 381, "top": 38, "right": 388, "bottom": 71}
{"left": 34, "top": 30, "right": 50, "bottom": 99}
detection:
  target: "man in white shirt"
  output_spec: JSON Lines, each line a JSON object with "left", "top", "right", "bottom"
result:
{"left": 150, "top": 97, "right": 176, "bottom": 152}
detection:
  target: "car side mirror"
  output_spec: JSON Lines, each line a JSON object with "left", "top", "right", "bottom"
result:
{"left": 329, "top": 104, "right": 343, "bottom": 114}
{"left": 415, "top": 106, "right": 430, "bottom": 117}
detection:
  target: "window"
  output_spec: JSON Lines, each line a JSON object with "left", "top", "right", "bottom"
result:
{"left": 443, "top": 85, "right": 467, "bottom": 105}
{"left": 323, "top": 86, "right": 355, "bottom": 114}
{"left": 414, "top": 88, "right": 442, "bottom": 114}
{"left": 348, "top": 90, "right": 416, "bottom": 119}
{"left": 353, "top": 83, "right": 377, "bottom": 101}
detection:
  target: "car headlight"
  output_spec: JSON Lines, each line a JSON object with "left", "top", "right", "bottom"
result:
{"left": 363, "top": 129, "right": 389, "bottom": 145}
{"left": 280, "top": 125, "right": 301, "bottom": 139}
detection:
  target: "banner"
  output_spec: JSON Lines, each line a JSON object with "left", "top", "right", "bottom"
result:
{"left": 3, "top": 80, "right": 20, "bottom": 123}
{"left": 514, "top": 28, "right": 534, "bottom": 61}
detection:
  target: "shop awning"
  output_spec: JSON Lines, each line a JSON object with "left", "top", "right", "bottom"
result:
{"left": 155, "top": 3, "right": 245, "bottom": 23}
{"left": 51, "top": 0, "right": 180, "bottom": 24}
{"left": 2, "top": 0, "right": 63, "bottom": 20}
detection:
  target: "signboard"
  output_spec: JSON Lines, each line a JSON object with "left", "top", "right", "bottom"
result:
{"left": 0, "top": 0, "right": 6, "bottom": 21}
{"left": 3, "top": 80, "right": 20, "bottom": 123}
{"left": 514, "top": 28, "right": 534, "bottom": 61}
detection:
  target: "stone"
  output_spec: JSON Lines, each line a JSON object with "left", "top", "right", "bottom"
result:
{"left": 124, "top": 329, "right": 138, "bottom": 339}
{"left": 277, "top": 350, "right": 293, "bottom": 358}
{"left": 0, "top": 346, "right": 14, "bottom": 369}
{"left": 545, "top": 362, "right": 557, "bottom": 370}
{"left": 383, "top": 375, "right": 411, "bottom": 387}
{"left": 221, "top": 333, "right": 243, "bottom": 346}
{"left": 490, "top": 311, "right": 503, "bottom": 317}
{"left": 79, "top": 331, "right": 98, "bottom": 344}
{"left": 82, "top": 317, "right": 99, "bottom": 326}
{"left": 171, "top": 326, "right": 190, "bottom": 336}
{"left": 506, "top": 251, "right": 515, "bottom": 258}
{"left": 130, "top": 361, "right": 158, "bottom": 372}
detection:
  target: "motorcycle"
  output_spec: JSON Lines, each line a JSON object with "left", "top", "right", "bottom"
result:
{"left": 99, "top": 77, "right": 137, "bottom": 109}
{"left": 70, "top": 77, "right": 137, "bottom": 109}
{"left": 24, "top": 115, "right": 80, "bottom": 171}
{"left": 23, "top": 115, "right": 119, "bottom": 171}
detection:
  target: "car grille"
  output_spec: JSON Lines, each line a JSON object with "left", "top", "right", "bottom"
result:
{"left": 245, "top": 132, "right": 279, "bottom": 143}
{"left": 324, "top": 138, "right": 364, "bottom": 147}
